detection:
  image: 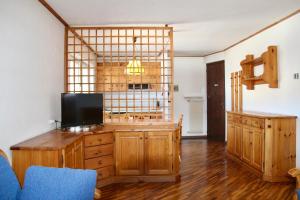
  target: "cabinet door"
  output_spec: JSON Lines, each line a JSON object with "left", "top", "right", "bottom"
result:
{"left": 252, "top": 129, "right": 263, "bottom": 171}
{"left": 115, "top": 132, "right": 144, "bottom": 176}
{"left": 242, "top": 127, "right": 252, "bottom": 164}
{"left": 227, "top": 122, "right": 235, "bottom": 154}
{"left": 234, "top": 125, "right": 242, "bottom": 158}
{"left": 145, "top": 132, "right": 173, "bottom": 175}
{"left": 74, "top": 139, "right": 83, "bottom": 169}
{"left": 65, "top": 144, "right": 74, "bottom": 168}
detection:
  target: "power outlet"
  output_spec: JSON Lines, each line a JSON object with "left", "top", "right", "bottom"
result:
{"left": 294, "top": 73, "right": 299, "bottom": 79}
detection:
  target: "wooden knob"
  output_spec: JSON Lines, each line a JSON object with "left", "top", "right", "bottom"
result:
{"left": 98, "top": 161, "right": 102, "bottom": 165}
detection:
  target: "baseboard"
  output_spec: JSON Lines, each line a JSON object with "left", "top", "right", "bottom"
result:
{"left": 182, "top": 135, "right": 207, "bottom": 139}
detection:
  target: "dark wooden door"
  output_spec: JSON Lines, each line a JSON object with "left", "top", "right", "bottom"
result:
{"left": 206, "top": 61, "right": 225, "bottom": 141}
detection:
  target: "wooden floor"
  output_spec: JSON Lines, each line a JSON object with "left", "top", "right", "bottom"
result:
{"left": 101, "top": 139, "right": 295, "bottom": 200}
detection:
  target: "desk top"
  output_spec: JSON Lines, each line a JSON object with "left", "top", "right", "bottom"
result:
{"left": 10, "top": 123, "right": 178, "bottom": 151}
{"left": 227, "top": 110, "right": 297, "bottom": 119}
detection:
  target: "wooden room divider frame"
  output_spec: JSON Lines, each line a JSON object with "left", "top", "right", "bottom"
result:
{"left": 64, "top": 26, "right": 174, "bottom": 123}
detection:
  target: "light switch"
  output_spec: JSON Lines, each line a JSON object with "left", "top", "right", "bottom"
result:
{"left": 294, "top": 73, "right": 299, "bottom": 79}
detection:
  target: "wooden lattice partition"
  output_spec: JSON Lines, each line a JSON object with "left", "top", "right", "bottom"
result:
{"left": 65, "top": 26, "right": 174, "bottom": 123}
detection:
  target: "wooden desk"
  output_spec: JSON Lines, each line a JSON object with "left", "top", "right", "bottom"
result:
{"left": 11, "top": 123, "right": 181, "bottom": 187}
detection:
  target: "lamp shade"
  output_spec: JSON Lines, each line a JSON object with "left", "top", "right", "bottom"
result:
{"left": 126, "top": 60, "right": 145, "bottom": 75}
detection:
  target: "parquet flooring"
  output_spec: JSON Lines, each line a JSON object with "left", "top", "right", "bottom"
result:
{"left": 100, "top": 139, "right": 295, "bottom": 200}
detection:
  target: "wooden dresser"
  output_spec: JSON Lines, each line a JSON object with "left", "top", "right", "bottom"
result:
{"left": 226, "top": 111, "right": 297, "bottom": 182}
{"left": 83, "top": 131, "right": 115, "bottom": 186}
{"left": 10, "top": 123, "right": 181, "bottom": 187}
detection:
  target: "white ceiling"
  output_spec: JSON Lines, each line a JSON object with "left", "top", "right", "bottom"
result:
{"left": 46, "top": 0, "right": 300, "bottom": 56}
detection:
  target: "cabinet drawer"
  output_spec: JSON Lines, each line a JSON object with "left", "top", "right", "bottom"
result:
{"left": 85, "top": 144, "right": 113, "bottom": 159}
{"left": 85, "top": 155, "right": 113, "bottom": 169}
{"left": 227, "top": 114, "right": 234, "bottom": 122}
{"left": 97, "top": 166, "right": 114, "bottom": 180}
{"left": 234, "top": 115, "right": 242, "bottom": 124}
{"left": 84, "top": 133, "right": 113, "bottom": 147}
{"left": 251, "top": 118, "right": 265, "bottom": 129}
{"left": 242, "top": 117, "right": 252, "bottom": 126}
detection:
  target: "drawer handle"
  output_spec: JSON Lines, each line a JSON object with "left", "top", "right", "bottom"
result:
{"left": 98, "top": 139, "right": 102, "bottom": 142}
{"left": 98, "top": 161, "right": 102, "bottom": 165}
{"left": 94, "top": 151, "right": 102, "bottom": 155}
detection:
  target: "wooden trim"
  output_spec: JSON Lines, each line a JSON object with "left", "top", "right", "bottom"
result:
{"left": 64, "top": 27, "right": 68, "bottom": 92}
{"left": 203, "top": 9, "right": 300, "bottom": 57}
{"left": 71, "top": 26, "right": 173, "bottom": 30}
{"left": 203, "top": 49, "right": 224, "bottom": 57}
{"left": 38, "top": 0, "right": 98, "bottom": 57}
{"left": 38, "top": 0, "right": 69, "bottom": 27}
{"left": 238, "top": 71, "right": 243, "bottom": 111}
{"left": 174, "top": 55, "right": 204, "bottom": 58}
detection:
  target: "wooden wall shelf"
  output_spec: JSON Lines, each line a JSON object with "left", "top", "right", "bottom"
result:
{"left": 240, "top": 46, "right": 278, "bottom": 90}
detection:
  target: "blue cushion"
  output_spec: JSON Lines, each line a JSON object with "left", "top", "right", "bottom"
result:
{"left": 297, "top": 189, "right": 300, "bottom": 199}
{"left": 19, "top": 166, "right": 96, "bottom": 200}
{"left": 0, "top": 156, "right": 21, "bottom": 200}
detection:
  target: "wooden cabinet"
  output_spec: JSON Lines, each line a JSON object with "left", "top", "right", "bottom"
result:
{"left": 227, "top": 123, "right": 235, "bottom": 154}
{"left": 145, "top": 132, "right": 173, "bottom": 175}
{"left": 115, "top": 131, "right": 176, "bottom": 176}
{"left": 227, "top": 117, "right": 242, "bottom": 158}
{"left": 242, "top": 127, "right": 252, "bottom": 164}
{"left": 10, "top": 125, "right": 180, "bottom": 188}
{"left": 227, "top": 111, "right": 296, "bottom": 182}
{"left": 115, "top": 132, "right": 144, "bottom": 176}
{"left": 65, "top": 138, "right": 84, "bottom": 169}
{"left": 96, "top": 62, "right": 161, "bottom": 92}
{"left": 234, "top": 125, "right": 242, "bottom": 158}
{"left": 65, "top": 143, "right": 75, "bottom": 168}
{"left": 84, "top": 132, "right": 115, "bottom": 183}
{"left": 252, "top": 129, "right": 263, "bottom": 170}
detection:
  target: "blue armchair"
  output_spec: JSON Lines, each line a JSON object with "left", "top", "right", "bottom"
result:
{"left": 0, "top": 150, "right": 100, "bottom": 200}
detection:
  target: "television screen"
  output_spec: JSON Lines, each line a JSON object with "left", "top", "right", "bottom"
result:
{"left": 61, "top": 93, "right": 103, "bottom": 128}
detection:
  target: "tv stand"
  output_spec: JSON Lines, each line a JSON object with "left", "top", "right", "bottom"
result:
{"left": 10, "top": 122, "right": 181, "bottom": 188}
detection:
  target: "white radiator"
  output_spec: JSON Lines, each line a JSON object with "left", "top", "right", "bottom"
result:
{"left": 184, "top": 96, "right": 204, "bottom": 134}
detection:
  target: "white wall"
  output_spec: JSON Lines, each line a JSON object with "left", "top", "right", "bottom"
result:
{"left": 0, "top": 0, "right": 65, "bottom": 159}
{"left": 174, "top": 57, "right": 207, "bottom": 136}
{"left": 204, "top": 52, "right": 225, "bottom": 64}
{"left": 205, "top": 14, "right": 300, "bottom": 166}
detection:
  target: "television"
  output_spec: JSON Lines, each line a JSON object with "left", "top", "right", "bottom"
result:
{"left": 61, "top": 93, "right": 103, "bottom": 128}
